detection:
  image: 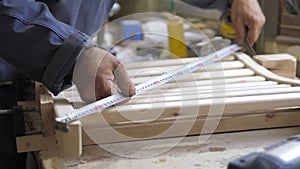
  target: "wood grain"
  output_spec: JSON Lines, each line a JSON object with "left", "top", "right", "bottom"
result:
{"left": 52, "top": 53, "right": 300, "bottom": 147}
{"left": 53, "top": 97, "right": 82, "bottom": 158}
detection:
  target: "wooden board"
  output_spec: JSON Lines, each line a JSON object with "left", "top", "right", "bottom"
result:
{"left": 53, "top": 96, "right": 82, "bottom": 157}
{"left": 19, "top": 53, "right": 300, "bottom": 157}
{"left": 58, "top": 53, "right": 300, "bottom": 146}
{"left": 38, "top": 127, "right": 300, "bottom": 169}
{"left": 254, "top": 53, "right": 296, "bottom": 79}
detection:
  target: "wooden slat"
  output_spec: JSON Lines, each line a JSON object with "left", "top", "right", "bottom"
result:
{"left": 88, "top": 92, "right": 300, "bottom": 126}
{"left": 128, "top": 87, "right": 300, "bottom": 104}
{"left": 134, "top": 82, "right": 286, "bottom": 98}
{"left": 133, "top": 68, "right": 255, "bottom": 84}
{"left": 64, "top": 84, "right": 291, "bottom": 107}
{"left": 62, "top": 76, "right": 268, "bottom": 99}
{"left": 154, "top": 76, "right": 266, "bottom": 89}
{"left": 81, "top": 109, "right": 300, "bottom": 145}
{"left": 62, "top": 81, "right": 281, "bottom": 100}
{"left": 124, "top": 55, "right": 235, "bottom": 69}
{"left": 127, "top": 61, "right": 244, "bottom": 77}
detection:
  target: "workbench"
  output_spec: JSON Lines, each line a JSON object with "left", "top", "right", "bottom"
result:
{"left": 37, "top": 127, "right": 300, "bottom": 169}
{"left": 16, "top": 51, "right": 300, "bottom": 169}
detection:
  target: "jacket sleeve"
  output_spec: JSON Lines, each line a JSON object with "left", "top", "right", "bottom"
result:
{"left": 181, "top": 0, "right": 228, "bottom": 11}
{"left": 0, "top": 1, "right": 95, "bottom": 95}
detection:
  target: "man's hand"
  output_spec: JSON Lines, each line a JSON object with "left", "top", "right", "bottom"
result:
{"left": 231, "top": 0, "right": 266, "bottom": 46}
{"left": 73, "top": 47, "right": 136, "bottom": 102}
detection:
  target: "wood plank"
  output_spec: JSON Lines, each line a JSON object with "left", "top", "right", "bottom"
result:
{"left": 90, "top": 92, "right": 300, "bottom": 125}
{"left": 55, "top": 53, "right": 300, "bottom": 148}
{"left": 62, "top": 76, "right": 268, "bottom": 99}
{"left": 124, "top": 55, "right": 235, "bottom": 69}
{"left": 254, "top": 53, "right": 296, "bottom": 79}
{"left": 16, "top": 134, "right": 56, "bottom": 153}
{"left": 62, "top": 81, "right": 281, "bottom": 101}
{"left": 127, "top": 61, "right": 244, "bottom": 77}
{"left": 39, "top": 127, "right": 300, "bottom": 169}
{"left": 40, "top": 94, "right": 55, "bottom": 137}
{"left": 65, "top": 83, "right": 291, "bottom": 107}
{"left": 133, "top": 68, "right": 255, "bottom": 84}
{"left": 133, "top": 82, "right": 286, "bottom": 98}
{"left": 128, "top": 87, "right": 300, "bottom": 104}
{"left": 53, "top": 96, "right": 82, "bottom": 158}
{"left": 35, "top": 82, "right": 47, "bottom": 101}
{"left": 17, "top": 101, "right": 41, "bottom": 135}
{"left": 155, "top": 76, "right": 265, "bottom": 89}
{"left": 81, "top": 109, "right": 300, "bottom": 145}
{"left": 254, "top": 54, "right": 296, "bottom": 69}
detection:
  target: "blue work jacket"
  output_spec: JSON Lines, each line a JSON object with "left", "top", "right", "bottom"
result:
{"left": 0, "top": 0, "right": 226, "bottom": 96}
{"left": 0, "top": 0, "right": 115, "bottom": 95}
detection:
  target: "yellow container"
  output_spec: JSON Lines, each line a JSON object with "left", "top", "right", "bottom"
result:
{"left": 220, "top": 13, "right": 237, "bottom": 40}
{"left": 168, "top": 16, "right": 187, "bottom": 58}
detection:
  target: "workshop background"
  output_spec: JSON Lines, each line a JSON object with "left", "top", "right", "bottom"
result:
{"left": 10, "top": 0, "right": 300, "bottom": 169}
{"left": 100, "top": 0, "right": 300, "bottom": 74}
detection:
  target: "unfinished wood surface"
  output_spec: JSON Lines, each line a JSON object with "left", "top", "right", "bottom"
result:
{"left": 126, "top": 61, "right": 244, "bottom": 77}
{"left": 40, "top": 94, "right": 55, "bottom": 137}
{"left": 254, "top": 53, "right": 296, "bottom": 79}
{"left": 57, "top": 52, "right": 300, "bottom": 146}
{"left": 17, "top": 101, "right": 41, "bottom": 135}
{"left": 132, "top": 68, "right": 255, "bottom": 84}
{"left": 78, "top": 92, "right": 300, "bottom": 127}
{"left": 81, "top": 108, "right": 300, "bottom": 145}
{"left": 53, "top": 96, "right": 82, "bottom": 158}
{"left": 63, "top": 76, "right": 269, "bottom": 99}
{"left": 124, "top": 55, "right": 235, "bottom": 69}
{"left": 254, "top": 54, "right": 296, "bottom": 69}
{"left": 35, "top": 82, "right": 48, "bottom": 101}
{"left": 16, "top": 134, "right": 56, "bottom": 153}
{"left": 235, "top": 52, "right": 300, "bottom": 86}
{"left": 39, "top": 127, "right": 300, "bottom": 169}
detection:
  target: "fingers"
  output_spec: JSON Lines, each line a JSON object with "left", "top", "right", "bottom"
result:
{"left": 114, "top": 61, "right": 136, "bottom": 97}
{"left": 232, "top": 15, "right": 246, "bottom": 46}
{"left": 94, "top": 50, "right": 135, "bottom": 100}
{"left": 73, "top": 47, "right": 135, "bottom": 102}
{"left": 247, "top": 25, "right": 260, "bottom": 46}
{"left": 95, "top": 61, "right": 136, "bottom": 100}
{"left": 95, "top": 69, "right": 114, "bottom": 100}
{"left": 230, "top": 0, "right": 266, "bottom": 46}
{"left": 247, "top": 16, "right": 265, "bottom": 46}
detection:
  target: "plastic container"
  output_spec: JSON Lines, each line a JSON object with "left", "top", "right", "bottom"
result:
{"left": 167, "top": 16, "right": 187, "bottom": 58}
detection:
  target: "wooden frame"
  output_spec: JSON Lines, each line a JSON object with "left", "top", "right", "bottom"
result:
{"left": 17, "top": 52, "right": 300, "bottom": 157}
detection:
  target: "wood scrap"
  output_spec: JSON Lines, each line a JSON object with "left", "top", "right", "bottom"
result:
{"left": 254, "top": 53, "right": 297, "bottom": 79}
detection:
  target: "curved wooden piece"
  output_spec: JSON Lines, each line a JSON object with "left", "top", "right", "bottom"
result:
{"left": 235, "top": 52, "right": 300, "bottom": 86}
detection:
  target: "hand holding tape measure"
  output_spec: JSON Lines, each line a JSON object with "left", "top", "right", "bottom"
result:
{"left": 220, "top": 0, "right": 265, "bottom": 55}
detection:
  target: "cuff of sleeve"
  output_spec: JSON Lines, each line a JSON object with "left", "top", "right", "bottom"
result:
{"left": 216, "top": 0, "right": 229, "bottom": 12}
{"left": 42, "top": 31, "right": 96, "bottom": 95}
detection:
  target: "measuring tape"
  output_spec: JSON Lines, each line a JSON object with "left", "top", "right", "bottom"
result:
{"left": 55, "top": 44, "right": 241, "bottom": 131}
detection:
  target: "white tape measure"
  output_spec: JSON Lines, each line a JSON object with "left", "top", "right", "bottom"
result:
{"left": 55, "top": 44, "right": 241, "bottom": 130}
